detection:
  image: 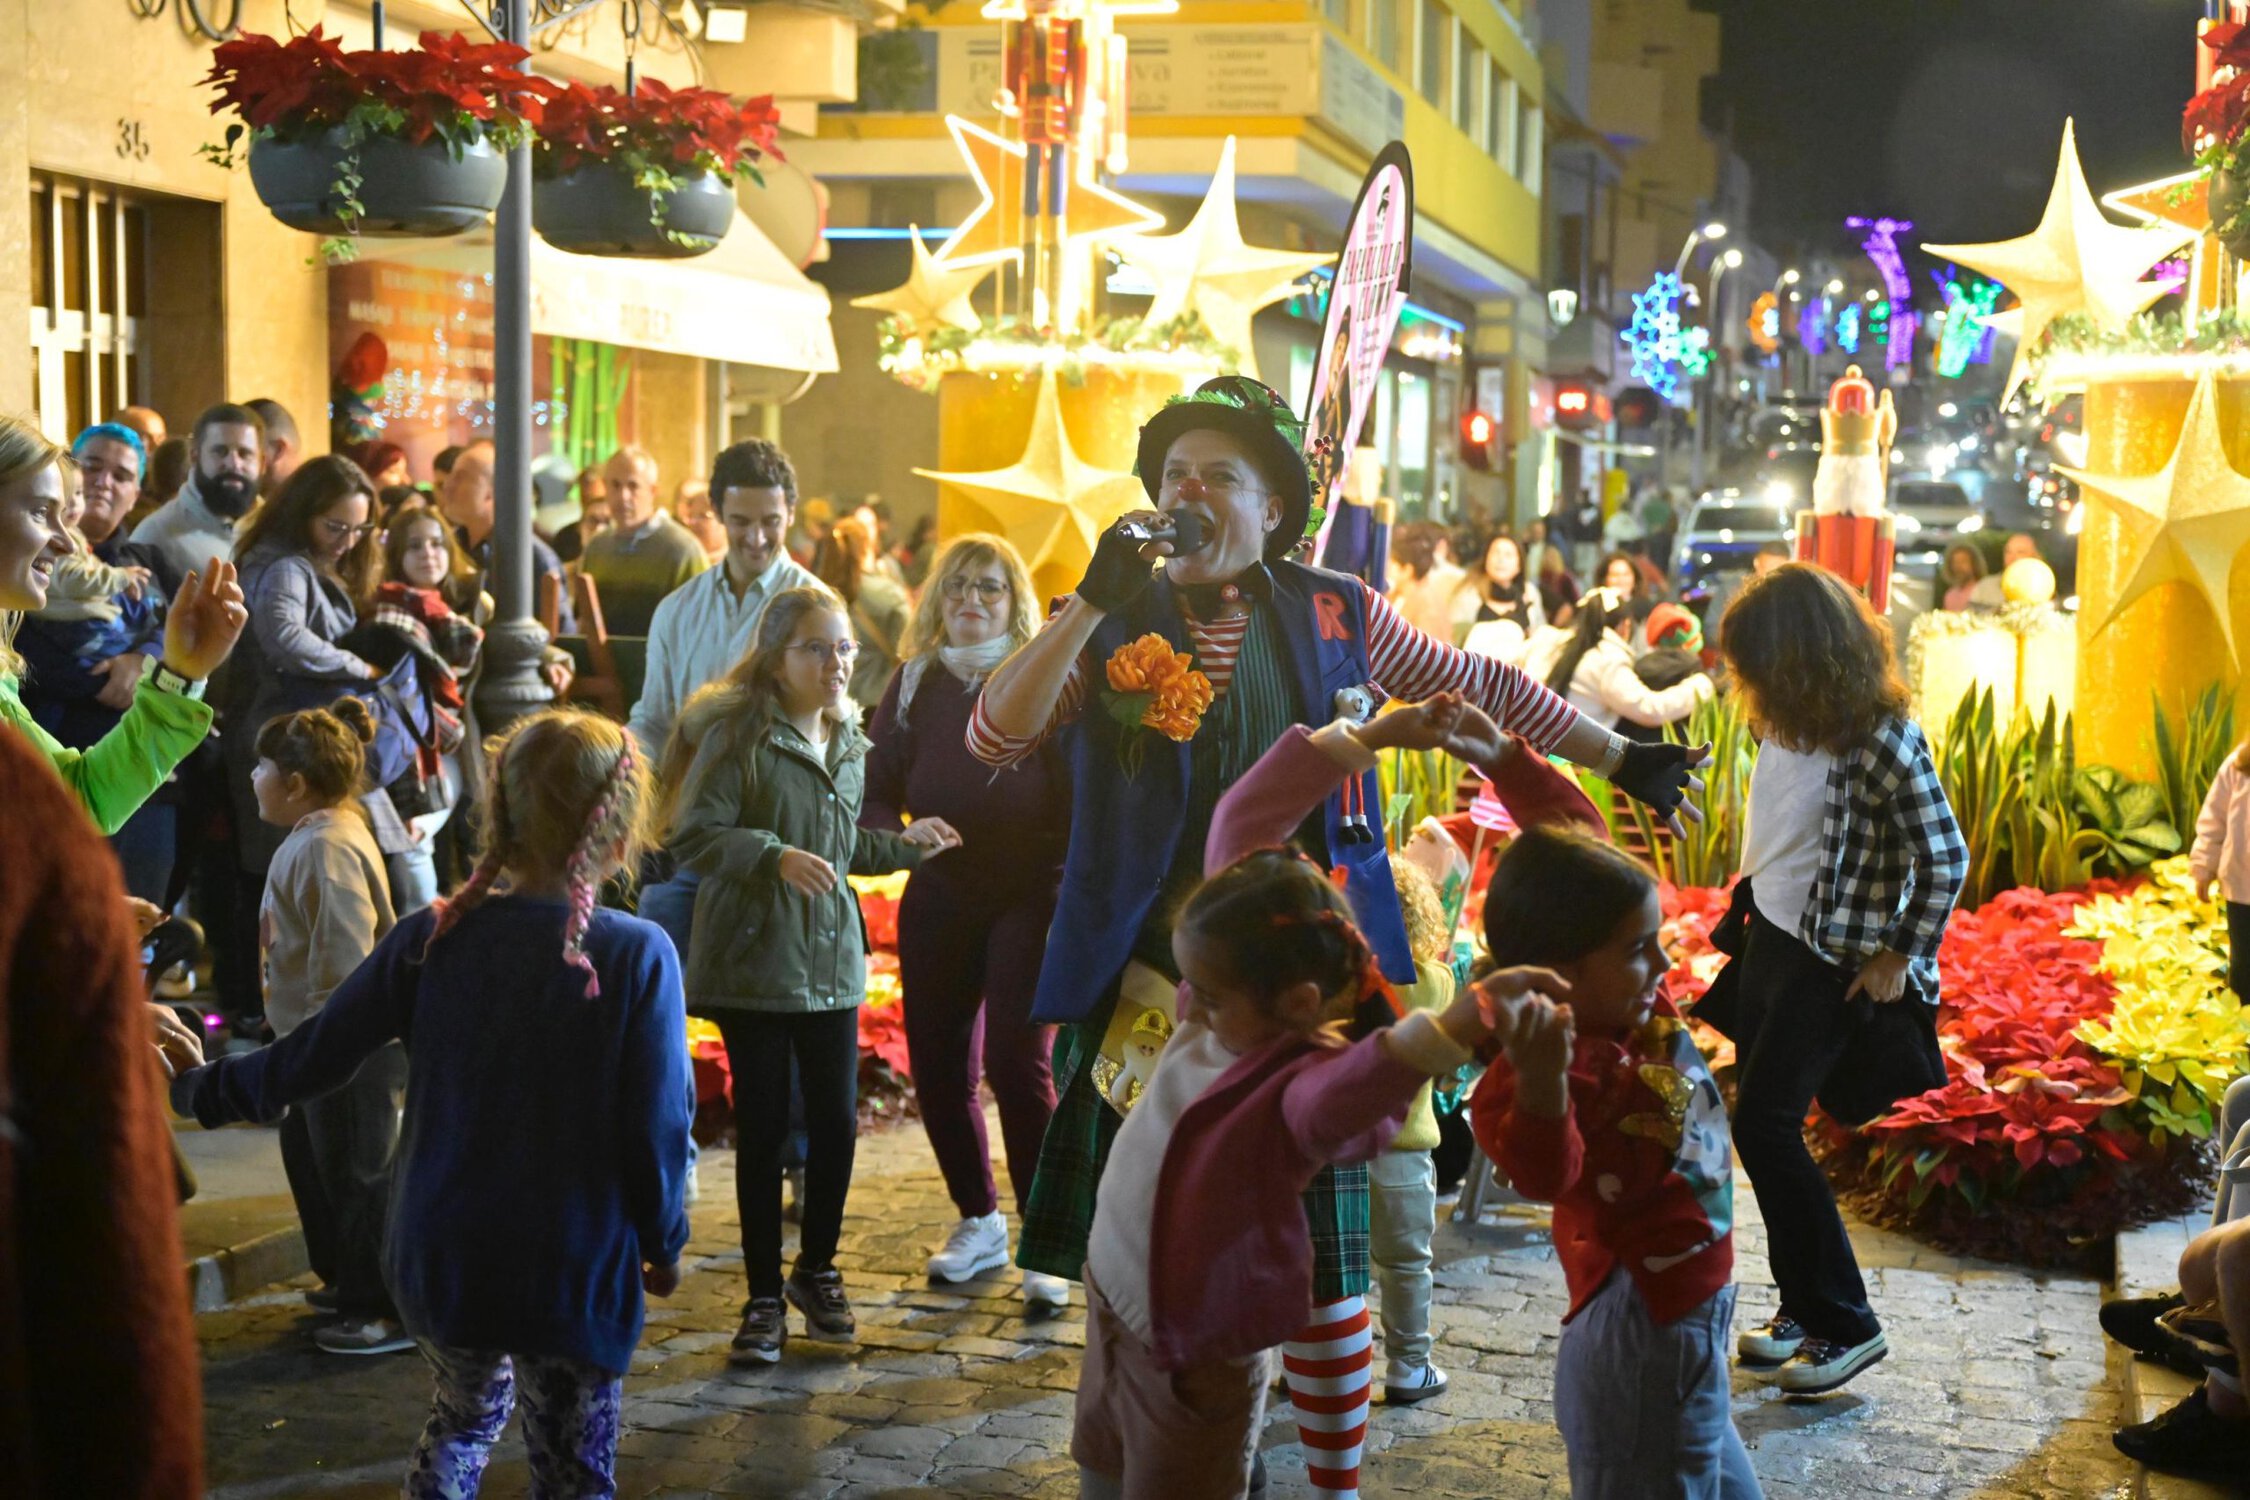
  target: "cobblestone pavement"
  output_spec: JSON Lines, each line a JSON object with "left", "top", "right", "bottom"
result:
{"left": 198, "top": 1116, "right": 2142, "bottom": 1499}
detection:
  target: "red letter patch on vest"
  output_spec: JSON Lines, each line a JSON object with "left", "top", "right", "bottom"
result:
{"left": 1314, "top": 591, "right": 1351, "bottom": 642}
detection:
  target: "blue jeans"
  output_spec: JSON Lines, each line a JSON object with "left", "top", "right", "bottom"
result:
{"left": 640, "top": 869, "right": 805, "bottom": 1171}
{"left": 1553, "top": 1273, "right": 1759, "bottom": 1499}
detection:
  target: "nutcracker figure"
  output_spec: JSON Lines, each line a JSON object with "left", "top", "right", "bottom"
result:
{"left": 1795, "top": 363, "right": 1898, "bottom": 612}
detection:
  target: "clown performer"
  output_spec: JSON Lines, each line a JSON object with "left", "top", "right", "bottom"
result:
{"left": 970, "top": 376, "right": 1704, "bottom": 1497}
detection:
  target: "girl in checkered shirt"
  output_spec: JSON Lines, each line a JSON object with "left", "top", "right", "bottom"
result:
{"left": 1714, "top": 563, "right": 1967, "bottom": 1397}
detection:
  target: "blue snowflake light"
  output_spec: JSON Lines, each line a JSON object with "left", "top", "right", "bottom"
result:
{"left": 1621, "top": 273, "right": 1707, "bottom": 404}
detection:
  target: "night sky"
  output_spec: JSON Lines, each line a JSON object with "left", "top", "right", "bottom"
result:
{"left": 1701, "top": 0, "right": 2209, "bottom": 254}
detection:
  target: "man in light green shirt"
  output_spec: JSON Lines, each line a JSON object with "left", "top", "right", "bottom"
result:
{"left": 580, "top": 446, "right": 711, "bottom": 636}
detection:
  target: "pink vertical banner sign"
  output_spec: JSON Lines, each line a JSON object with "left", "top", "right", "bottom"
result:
{"left": 1306, "top": 142, "right": 1415, "bottom": 575}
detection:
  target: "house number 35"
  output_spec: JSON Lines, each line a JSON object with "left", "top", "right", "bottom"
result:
{"left": 117, "top": 119, "right": 151, "bottom": 161}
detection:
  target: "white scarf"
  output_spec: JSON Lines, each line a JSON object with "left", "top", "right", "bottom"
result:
{"left": 896, "top": 636, "right": 1014, "bottom": 726}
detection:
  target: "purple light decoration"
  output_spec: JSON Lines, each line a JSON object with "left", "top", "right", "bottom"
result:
{"left": 1800, "top": 295, "right": 1829, "bottom": 357}
{"left": 1848, "top": 215, "right": 1918, "bottom": 370}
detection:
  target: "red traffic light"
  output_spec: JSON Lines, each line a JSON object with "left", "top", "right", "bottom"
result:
{"left": 1460, "top": 409, "right": 1496, "bottom": 471}
{"left": 1555, "top": 388, "right": 1590, "bottom": 417}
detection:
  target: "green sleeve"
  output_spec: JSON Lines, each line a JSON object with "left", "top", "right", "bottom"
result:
{"left": 0, "top": 674, "right": 214, "bottom": 836}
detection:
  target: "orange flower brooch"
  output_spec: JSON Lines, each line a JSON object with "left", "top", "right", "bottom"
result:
{"left": 1101, "top": 633, "right": 1214, "bottom": 778}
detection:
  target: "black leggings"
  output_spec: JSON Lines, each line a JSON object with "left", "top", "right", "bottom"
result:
{"left": 715, "top": 1009, "right": 861, "bottom": 1298}
{"left": 2229, "top": 902, "right": 2250, "bottom": 1004}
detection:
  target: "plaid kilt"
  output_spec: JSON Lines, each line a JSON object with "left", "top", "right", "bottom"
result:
{"left": 1016, "top": 984, "right": 1372, "bottom": 1302}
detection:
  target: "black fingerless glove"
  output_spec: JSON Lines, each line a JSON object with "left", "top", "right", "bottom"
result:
{"left": 1076, "top": 522, "right": 1158, "bottom": 614}
{"left": 1613, "top": 739, "right": 1694, "bottom": 818}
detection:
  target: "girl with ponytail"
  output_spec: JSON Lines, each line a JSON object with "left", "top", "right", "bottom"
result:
{"left": 174, "top": 707, "right": 695, "bottom": 1495}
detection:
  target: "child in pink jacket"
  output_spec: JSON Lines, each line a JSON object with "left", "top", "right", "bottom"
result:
{"left": 1071, "top": 694, "right": 1575, "bottom": 1500}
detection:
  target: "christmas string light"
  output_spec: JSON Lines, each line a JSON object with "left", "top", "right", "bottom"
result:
{"left": 1621, "top": 272, "right": 1706, "bottom": 403}
{"left": 1837, "top": 302, "right": 1863, "bottom": 355}
{"left": 1848, "top": 215, "right": 1918, "bottom": 371}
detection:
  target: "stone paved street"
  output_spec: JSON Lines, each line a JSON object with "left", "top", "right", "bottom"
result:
{"left": 197, "top": 1114, "right": 2144, "bottom": 1499}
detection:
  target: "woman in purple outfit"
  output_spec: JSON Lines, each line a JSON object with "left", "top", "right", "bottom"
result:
{"left": 860, "top": 533, "right": 1072, "bottom": 1315}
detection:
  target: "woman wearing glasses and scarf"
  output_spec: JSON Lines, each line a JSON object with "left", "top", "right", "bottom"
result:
{"left": 860, "top": 535, "right": 1073, "bottom": 1313}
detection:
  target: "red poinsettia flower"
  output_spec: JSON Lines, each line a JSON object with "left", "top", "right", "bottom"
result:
{"left": 532, "top": 79, "right": 781, "bottom": 181}
{"left": 203, "top": 27, "right": 555, "bottom": 147}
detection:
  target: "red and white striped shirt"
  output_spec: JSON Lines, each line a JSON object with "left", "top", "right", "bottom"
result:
{"left": 967, "top": 581, "right": 1583, "bottom": 768}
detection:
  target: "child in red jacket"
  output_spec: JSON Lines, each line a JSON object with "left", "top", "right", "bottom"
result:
{"left": 1468, "top": 826, "right": 1758, "bottom": 1500}
{"left": 1074, "top": 697, "right": 1570, "bottom": 1500}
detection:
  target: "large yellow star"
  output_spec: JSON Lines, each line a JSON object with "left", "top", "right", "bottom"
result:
{"left": 932, "top": 115, "right": 1164, "bottom": 271}
{"left": 2059, "top": 372, "right": 2250, "bottom": 665}
{"left": 849, "top": 225, "right": 991, "bottom": 337}
{"left": 914, "top": 368, "right": 1144, "bottom": 602}
{"left": 1923, "top": 119, "right": 2195, "bottom": 403}
{"left": 1112, "top": 136, "right": 1331, "bottom": 376}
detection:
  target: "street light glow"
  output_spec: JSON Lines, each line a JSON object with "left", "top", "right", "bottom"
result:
{"left": 1702, "top": 222, "right": 1729, "bottom": 240}
{"left": 1825, "top": 278, "right": 1845, "bottom": 295}
{"left": 1782, "top": 268, "right": 1801, "bottom": 285}
{"left": 1721, "top": 248, "right": 1744, "bottom": 268}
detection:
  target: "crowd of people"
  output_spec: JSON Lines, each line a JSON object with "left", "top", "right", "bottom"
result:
{"left": 1, "top": 377, "right": 2244, "bottom": 1500}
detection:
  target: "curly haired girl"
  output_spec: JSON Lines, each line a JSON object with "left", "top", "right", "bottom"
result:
{"left": 175, "top": 708, "right": 695, "bottom": 1498}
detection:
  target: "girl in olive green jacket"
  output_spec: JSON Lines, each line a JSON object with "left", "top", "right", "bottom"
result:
{"left": 661, "top": 585, "right": 960, "bottom": 1365}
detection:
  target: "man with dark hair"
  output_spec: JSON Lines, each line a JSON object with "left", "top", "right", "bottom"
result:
{"left": 626, "top": 438, "right": 818, "bottom": 754}
{"left": 130, "top": 401, "right": 265, "bottom": 579}
{"left": 432, "top": 444, "right": 465, "bottom": 484}
{"left": 244, "top": 398, "right": 303, "bottom": 497}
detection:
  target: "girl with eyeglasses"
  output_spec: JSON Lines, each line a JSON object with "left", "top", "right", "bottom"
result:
{"left": 658, "top": 586, "right": 962, "bottom": 1364}
{"left": 860, "top": 535, "right": 1076, "bottom": 1315}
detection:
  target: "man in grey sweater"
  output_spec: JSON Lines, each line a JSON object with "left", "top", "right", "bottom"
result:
{"left": 131, "top": 402, "right": 265, "bottom": 580}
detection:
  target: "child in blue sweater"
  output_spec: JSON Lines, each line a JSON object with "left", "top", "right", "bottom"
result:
{"left": 173, "top": 709, "right": 694, "bottom": 1498}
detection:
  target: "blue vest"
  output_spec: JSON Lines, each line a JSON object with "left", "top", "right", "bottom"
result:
{"left": 1031, "top": 561, "right": 1418, "bottom": 1024}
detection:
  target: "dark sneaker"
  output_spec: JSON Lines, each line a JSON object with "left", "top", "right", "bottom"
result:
{"left": 313, "top": 1317, "right": 414, "bottom": 1356}
{"left": 304, "top": 1286, "right": 342, "bottom": 1314}
{"left": 2156, "top": 1304, "right": 2241, "bottom": 1376}
{"left": 1777, "top": 1332, "right": 1887, "bottom": 1395}
{"left": 2101, "top": 1290, "right": 2186, "bottom": 1357}
{"left": 786, "top": 1265, "right": 857, "bottom": 1343}
{"left": 2114, "top": 1386, "right": 2250, "bottom": 1473}
{"left": 729, "top": 1297, "right": 786, "bottom": 1366}
{"left": 1737, "top": 1313, "right": 1806, "bottom": 1367}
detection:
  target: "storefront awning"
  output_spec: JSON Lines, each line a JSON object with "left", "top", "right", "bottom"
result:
{"left": 373, "top": 209, "right": 838, "bottom": 374}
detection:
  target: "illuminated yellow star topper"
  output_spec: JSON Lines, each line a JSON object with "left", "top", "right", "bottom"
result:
{"left": 1111, "top": 136, "right": 1331, "bottom": 377}
{"left": 932, "top": 115, "right": 1164, "bottom": 272}
{"left": 849, "top": 225, "right": 990, "bottom": 337}
{"left": 913, "top": 368, "right": 1144, "bottom": 601}
{"left": 2059, "top": 372, "right": 2250, "bottom": 665}
{"left": 2102, "top": 170, "right": 2219, "bottom": 325}
{"left": 1923, "top": 119, "right": 2195, "bottom": 403}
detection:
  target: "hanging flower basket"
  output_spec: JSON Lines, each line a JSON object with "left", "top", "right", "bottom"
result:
{"left": 2184, "top": 23, "right": 2250, "bottom": 255}
{"left": 201, "top": 27, "right": 553, "bottom": 256}
{"left": 249, "top": 128, "right": 506, "bottom": 236}
{"left": 533, "top": 164, "right": 734, "bottom": 258}
{"left": 532, "top": 79, "right": 780, "bottom": 259}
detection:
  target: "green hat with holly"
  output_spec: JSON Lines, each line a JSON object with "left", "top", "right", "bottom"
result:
{"left": 1135, "top": 375, "right": 1321, "bottom": 562}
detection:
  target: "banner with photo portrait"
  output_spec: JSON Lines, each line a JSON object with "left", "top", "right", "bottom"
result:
{"left": 1306, "top": 142, "right": 1414, "bottom": 582}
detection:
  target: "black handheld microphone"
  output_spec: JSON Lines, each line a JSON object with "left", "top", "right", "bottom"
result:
{"left": 1116, "top": 509, "right": 1211, "bottom": 556}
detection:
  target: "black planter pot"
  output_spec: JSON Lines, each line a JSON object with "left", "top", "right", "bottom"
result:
{"left": 533, "top": 165, "right": 733, "bottom": 258}
{"left": 2213, "top": 169, "right": 2250, "bottom": 259}
{"left": 248, "top": 128, "right": 505, "bottom": 237}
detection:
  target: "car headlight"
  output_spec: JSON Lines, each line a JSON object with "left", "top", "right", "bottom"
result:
{"left": 1957, "top": 514, "right": 1984, "bottom": 533}
{"left": 1893, "top": 513, "right": 1922, "bottom": 534}
{"left": 1960, "top": 435, "right": 1978, "bottom": 452}
{"left": 1764, "top": 481, "right": 1796, "bottom": 505}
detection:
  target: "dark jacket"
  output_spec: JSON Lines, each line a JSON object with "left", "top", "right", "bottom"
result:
{"left": 672, "top": 716, "right": 923, "bottom": 1011}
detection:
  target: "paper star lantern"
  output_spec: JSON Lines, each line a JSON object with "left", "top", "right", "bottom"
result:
{"left": 1112, "top": 137, "right": 1331, "bottom": 376}
{"left": 850, "top": 225, "right": 990, "bottom": 337}
{"left": 1923, "top": 119, "right": 2195, "bottom": 403}
{"left": 2059, "top": 372, "right": 2250, "bottom": 665}
{"left": 914, "top": 369, "right": 1144, "bottom": 595}
{"left": 933, "top": 115, "right": 1163, "bottom": 271}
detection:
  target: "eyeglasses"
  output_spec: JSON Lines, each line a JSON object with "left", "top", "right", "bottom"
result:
{"left": 1161, "top": 471, "right": 1266, "bottom": 500}
{"left": 941, "top": 576, "right": 1010, "bottom": 604}
{"left": 317, "top": 518, "right": 375, "bottom": 543}
{"left": 788, "top": 639, "right": 860, "bottom": 664}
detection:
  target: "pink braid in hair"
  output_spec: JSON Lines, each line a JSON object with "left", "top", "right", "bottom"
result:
{"left": 559, "top": 737, "right": 640, "bottom": 999}
{"left": 422, "top": 775, "right": 509, "bottom": 959}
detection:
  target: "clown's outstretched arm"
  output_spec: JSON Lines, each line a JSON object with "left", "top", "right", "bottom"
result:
{"left": 978, "top": 594, "right": 1103, "bottom": 746}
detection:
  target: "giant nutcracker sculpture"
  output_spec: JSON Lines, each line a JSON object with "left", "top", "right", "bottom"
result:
{"left": 1796, "top": 363, "right": 1899, "bottom": 612}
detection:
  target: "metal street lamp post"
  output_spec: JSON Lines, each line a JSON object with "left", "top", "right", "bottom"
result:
{"left": 1692, "top": 249, "right": 1742, "bottom": 492}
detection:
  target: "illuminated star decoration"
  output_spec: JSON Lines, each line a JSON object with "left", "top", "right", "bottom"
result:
{"left": 1621, "top": 273, "right": 1709, "bottom": 403}
{"left": 2102, "top": 171, "right": 2220, "bottom": 328}
{"left": 932, "top": 114, "right": 1163, "bottom": 271}
{"left": 913, "top": 368, "right": 1144, "bottom": 602}
{"left": 2058, "top": 372, "right": 2250, "bottom": 665}
{"left": 1923, "top": 119, "right": 2196, "bottom": 403}
{"left": 849, "top": 225, "right": 992, "bottom": 337}
{"left": 1110, "top": 136, "right": 1331, "bottom": 377}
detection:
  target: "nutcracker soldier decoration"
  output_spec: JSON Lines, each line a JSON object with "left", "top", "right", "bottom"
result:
{"left": 998, "top": 0, "right": 1087, "bottom": 305}
{"left": 1796, "top": 363, "right": 1899, "bottom": 612}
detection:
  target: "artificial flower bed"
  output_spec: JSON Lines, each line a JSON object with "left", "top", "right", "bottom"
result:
{"left": 1661, "top": 858, "right": 2250, "bottom": 1269}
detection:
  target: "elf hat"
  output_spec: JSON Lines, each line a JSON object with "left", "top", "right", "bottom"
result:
{"left": 1645, "top": 601, "right": 1704, "bottom": 653}
{"left": 1135, "top": 375, "right": 1317, "bottom": 562}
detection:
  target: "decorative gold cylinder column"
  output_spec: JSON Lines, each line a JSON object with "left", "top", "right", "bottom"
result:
{"left": 933, "top": 365, "right": 1197, "bottom": 604}
{"left": 2073, "top": 376, "right": 2250, "bottom": 780}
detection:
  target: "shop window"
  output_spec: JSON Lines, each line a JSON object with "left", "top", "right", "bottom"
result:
{"left": 28, "top": 172, "right": 150, "bottom": 442}
{"left": 1324, "top": 0, "right": 1354, "bottom": 33}
{"left": 1397, "top": 367, "right": 1432, "bottom": 514}
{"left": 1371, "top": 0, "right": 1400, "bottom": 71}
{"left": 1519, "top": 97, "right": 1544, "bottom": 195}
{"left": 1488, "top": 62, "right": 1518, "bottom": 176}
{"left": 1418, "top": 1, "right": 1446, "bottom": 108}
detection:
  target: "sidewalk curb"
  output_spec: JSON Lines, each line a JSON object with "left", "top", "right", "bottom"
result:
{"left": 186, "top": 1223, "right": 309, "bottom": 1313}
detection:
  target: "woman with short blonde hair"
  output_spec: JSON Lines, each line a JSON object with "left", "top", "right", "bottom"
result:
{"left": 860, "top": 532, "right": 1073, "bottom": 1315}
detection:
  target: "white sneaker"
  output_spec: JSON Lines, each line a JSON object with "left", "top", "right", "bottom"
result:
{"left": 927, "top": 1210, "right": 1010, "bottom": 1283}
{"left": 313, "top": 1317, "right": 415, "bottom": 1356}
{"left": 1021, "top": 1268, "right": 1072, "bottom": 1317}
{"left": 1737, "top": 1313, "right": 1807, "bottom": 1367}
{"left": 1383, "top": 1359, "right": 1449, "bottom": 1404}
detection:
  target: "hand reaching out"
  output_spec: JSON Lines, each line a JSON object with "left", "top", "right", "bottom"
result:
{"left": 120, "top": 565, "right": 152, "bottom": 601}
{"left": 1356, "top": 691, "right": 1508, "bottom": 765}
{"left": 777, "top": 848, "right": 838, "bottom": 896}
{"left": 1502, "top": 995, "right": 1576, "bottom": 1085}
{"left": 161, "top": 559, "right": 248, "bottom": 683}
{"left": 901, "top": 816, "right": 962, "bottom": 852}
